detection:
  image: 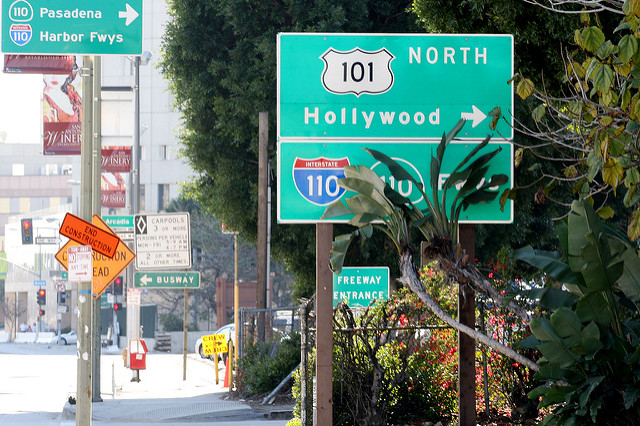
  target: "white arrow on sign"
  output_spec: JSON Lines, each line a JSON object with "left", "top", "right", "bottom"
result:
{"left": 139, "top": 274, "right": 152, "bottom": 286}
{"left": 119, "top": 3, "right": 139, "bottom": 26}
{"left": 461, "top": 105, "right": 487, "bottom": 128}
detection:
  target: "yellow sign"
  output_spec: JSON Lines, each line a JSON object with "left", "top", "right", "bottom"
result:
{"left": 201, "top": 334, "right": 228, "bottom": 356}
{"left": 55, "top": 214, "right": 135, "bottom": 299}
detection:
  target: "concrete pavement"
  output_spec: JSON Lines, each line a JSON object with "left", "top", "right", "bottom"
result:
{"left": 61, "top": 348, "right": 293, "bottom": 425}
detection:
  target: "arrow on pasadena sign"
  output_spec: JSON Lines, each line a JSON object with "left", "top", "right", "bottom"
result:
{"left": 55, "top": 214, "right": 135, "bottom": 298}
{"left": 118, "top": 4, "right": 138, "bottom": 26}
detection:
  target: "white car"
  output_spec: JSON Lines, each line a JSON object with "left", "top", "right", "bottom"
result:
{"left": 56, "top": 330, "right": 78, "bottom": 345}
{"left": 195, "top": 323, "right": 235, "bottom": 361}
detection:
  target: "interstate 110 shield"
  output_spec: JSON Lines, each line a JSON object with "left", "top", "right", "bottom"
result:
{"left": 277, "top": 140, "right": 513, "bottom": 224}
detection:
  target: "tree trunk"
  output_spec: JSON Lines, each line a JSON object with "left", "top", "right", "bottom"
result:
{"left": 399, "top": 251, "right": 539, "bottom": 371}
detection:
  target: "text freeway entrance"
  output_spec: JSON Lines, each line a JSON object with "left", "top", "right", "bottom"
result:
{"left": 1, "top": 0, "right": 142, "bottom": 55}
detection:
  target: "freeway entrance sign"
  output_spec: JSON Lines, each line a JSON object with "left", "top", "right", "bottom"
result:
{"left": 278, "top": 33, "right": 513, "bottom": 141}
{"left": 278, "top": 139, "right": 513, "bottom": 223}
{"left": 1, "top": 0, "right": 142, "bottom": 55}
{"left": 133, "top": 271, "right": 200, "bottom": 289}
{"left": 333, "top": 267, "right": 389, "bottom": 308}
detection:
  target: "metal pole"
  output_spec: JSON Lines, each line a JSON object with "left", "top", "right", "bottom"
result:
{"left": 183, "top": 288, "right": 188, "bottom": 381}
{"left": 234, "top": 233, "right": 239, "bottom": 362}
{"left": 91, "top": 55, "right": 103, "bottom": 403}
{"left": 77, "top": 55, "right": 94, "bottom": 426}
{"left": 128, "top": 55, "right": 142, "bottom": 381}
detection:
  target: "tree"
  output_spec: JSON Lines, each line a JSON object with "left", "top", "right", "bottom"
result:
{"left": 411, "top": 0, "right": 580, "bottom": 262}
{"left": 160, "top": 0, "right": 420, "bottom": 299}
{"left": 325, "top": 119, "right": 539, "bottom": 370}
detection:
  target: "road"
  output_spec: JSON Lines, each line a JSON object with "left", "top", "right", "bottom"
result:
{"left": 0, "top": 342, "right": 252, "bottom": 425}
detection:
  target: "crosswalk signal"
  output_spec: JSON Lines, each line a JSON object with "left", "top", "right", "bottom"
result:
{"left": 113, "top": 303, "right": 122, "bottom": 311}
{"left": 37, "top": 289, "right": 46, "bottom": 305}
{"left": 21, "top": 218, "right": 33, "bottom": 244}
{"left": 38, "top": 309, "right": 45, "bottom": 316}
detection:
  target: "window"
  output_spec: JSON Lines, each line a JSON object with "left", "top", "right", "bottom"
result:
{"left": 158, "top": 184, "right": 170, "bottom": 211}
{"left": 12, "top": 164, "right": 24, "bottom": 176}
{"left": 159, "top": 145, "right": 168, "bottom": 160}
{"left": 139, "top": 185, "right": 145, "bottom": 211}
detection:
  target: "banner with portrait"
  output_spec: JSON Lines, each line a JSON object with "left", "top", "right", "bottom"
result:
{"left": 43, "top": 62, "right": 82, "bottom": 155}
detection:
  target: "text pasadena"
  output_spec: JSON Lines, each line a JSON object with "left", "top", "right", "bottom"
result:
{"left": 40, "top": 8, "right": 102, "bottom": 19}
{"left": 305, "top": 107, "right": 440, "bottom": 129}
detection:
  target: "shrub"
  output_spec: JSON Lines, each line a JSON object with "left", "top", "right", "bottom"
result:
{"left": 237, "top": 332, "right": 300, "bottom": 396}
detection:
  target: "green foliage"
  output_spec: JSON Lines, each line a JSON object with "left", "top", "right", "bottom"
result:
{"left": 159, "top": 313, "right": 197, "bottom": 331}
{"left": 324, "top": 119, "right": 509, "bottom": 273}
{"left": 516, "top": 199, "right": 640, "bottom": 424}
{"left": 237, "top": 333, "right": 301, "bottom": 396}
{"left": 330, "top": 288, "right": 457, "bottom": 425}
{"left": 160, "top": 0, "right": 419, "bottom": 299}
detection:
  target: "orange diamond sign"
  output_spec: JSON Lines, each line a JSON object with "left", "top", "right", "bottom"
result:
{"left": 56, "top": 214, "right": 135, "bottom": 299}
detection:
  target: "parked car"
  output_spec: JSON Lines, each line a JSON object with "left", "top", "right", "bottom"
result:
{"left": 195, "top": 323, "right": 236, "bottom": 362}
{"left": 56, "top": 330, "right": 77, "bottom": 345}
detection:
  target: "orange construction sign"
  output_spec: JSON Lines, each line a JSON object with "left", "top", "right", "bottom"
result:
{"left": 59, "top": 212, "right": 120, "bottom": 258}
{"left": 56, "top": 214, "right": 135, "bottom": 298}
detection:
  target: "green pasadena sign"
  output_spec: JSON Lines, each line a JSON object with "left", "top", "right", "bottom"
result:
{"left": 278, "top": 33, "right": 513, "bottom": 141}
{"left": 277, "top": 139, "right": 513, "bottom": 224}
{"left": 333, "top": 267, "right": 390, "bottom": 308}
{"left": 1, "top": 0, "right": 142, "bottom": 55}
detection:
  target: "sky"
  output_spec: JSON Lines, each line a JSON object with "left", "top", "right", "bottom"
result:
{"left": 0, "top": 72, "right": 42, "bottom": 144}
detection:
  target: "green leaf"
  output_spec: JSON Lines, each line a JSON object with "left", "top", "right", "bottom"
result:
{"left": 579, "top": 376, "right": 604, "bottom": 408}
{"left": 618, "top": 247, "right": 640, "bottom": 301}
{"left": 602, "top": 158, "right": 624, "bottom": 189}
{"left": 576, "top": 293, "right": 611, "bottom": 326}
{"left": 619, "top": 34, "right": 638, "bottom": 63}
{"left": 624, "top": 387, "right": 640, "bottom": 409}
{"left": 329, "top": 233, "right": 356, "bottom": 273}
{"left": 628, "top": 209, "right": 640, "bottom": 241}
{"left": 581, "top": 27, "right": 606, "bottom": 54}
{"left": 517, "top": 78, "right": 535, "bottom": 99}
{"left": 514, "top": 245, "right": 579, "bottom": 286}
{"left": 593, "top": 64, "right": 614, "bottom": 94}
{"left": 597, "top": 205, "right": 615, "bottom": 219}
{"left": 550, "top": 307, "right": 582, "bottom": 340}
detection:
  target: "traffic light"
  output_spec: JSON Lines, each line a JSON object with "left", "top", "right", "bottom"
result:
{"left": 113, "top": 303, "right": 122, "bottom": 311}
{"left": 37, "top": 289, "right": 46, "bottom": 305}
{"left": 21, "top": 218, "right": 33, "bottom": 244}
{"left": 113, "top": 276, "right": 124, "bottom": 295}
{"left": 38, "top": 309, "right": 45, "bottom": 316}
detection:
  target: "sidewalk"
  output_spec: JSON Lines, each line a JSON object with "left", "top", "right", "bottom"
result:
{"left": 61, "top": 349, "right": 293, "bottom": 425}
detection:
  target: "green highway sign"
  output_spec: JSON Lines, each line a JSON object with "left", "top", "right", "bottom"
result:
{"left": 278, "top": 33, "right": 513, "bottom": 141}
{"left": 103, "top": 215, "right": 134, "bottom": 230}
{"left": 277, "top": 139, "right": 513, "bottom": 224}
{"left": 1, "top": 0, "right": 142, "bottom": 55}
{"left": 134, "top": 271, "right": 200, "bottom": 289}
{"left": 333, "top": 267, "right": 389, "bottom": 308}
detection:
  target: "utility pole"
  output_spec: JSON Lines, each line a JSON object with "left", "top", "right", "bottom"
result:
{"left": 77, "top": 55, "right": 94, "bottom": 426}
{"left": 91, "top": 55, "right": 103, "bottom": 402}
{"left": 257, "top": 112, "right": 268, "bottom": 341}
